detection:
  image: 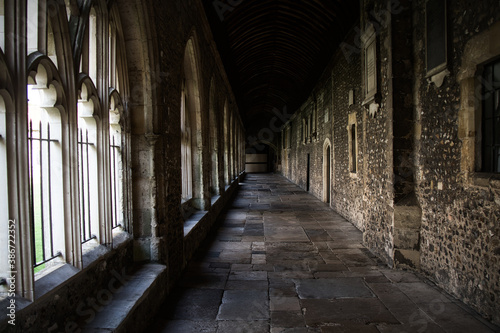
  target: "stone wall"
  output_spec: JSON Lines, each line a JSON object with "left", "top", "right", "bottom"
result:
{"left": 0, "top": 238, "right": 135, "bottom": 332}
{"left": 124, "top": 0, "right": 245, "bottom": 284}
{"left": 279, "top": 0, "right": 500, "bottom": 324}
{"left": 412, "top": 0, "right": 500, "bottom": 323}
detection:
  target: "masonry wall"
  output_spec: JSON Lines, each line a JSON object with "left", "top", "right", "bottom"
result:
{"left": 127, "top": 0, "right": 245, "bottom": 284}
{"left": 280, "top": 0, "right": 500, "bottom": 324}
{"left": 412, "top": 0, "right": 500, "bottom": 323}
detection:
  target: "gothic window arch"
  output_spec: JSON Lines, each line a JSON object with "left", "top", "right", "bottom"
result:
{"left": 209, "top": 79, "right": 219, "bottom": 196}
{"left": 229, "top": 110, "right": 234, "bottom": 180}
{"left": 323, "top": 138, "right": 332, "bottom": 203}
{"left": 77, "top": 76, "right": 101, "bottom": 244}
{"left": 223, "top": 100, "right": 229, "bottom": 186}
{"left": 80, "top": 5, "right": 99, "bottom": 84}
{"left": 181, "top": 78, "right": 193, "bottom": 200}
{"left": 232, "top": 114, "right": 237, "bottom": 179}
{"left": 109, "top": 6, "right": 127, "bottom": 94}
{"left": 181, "top": 36, "right": 204, "bottom": 209}
{"left": 108, "top": 3, "right": 130, "bottom": 235}
{"left": 27, "top": 57, "right": 68, "bottom": 272}
{"left": 109, "top": 89, "right": 124, "bottom": 230}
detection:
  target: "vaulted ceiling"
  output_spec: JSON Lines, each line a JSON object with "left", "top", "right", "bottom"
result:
{"left": 203, "top": 0, "right": 359, "bottom": 138}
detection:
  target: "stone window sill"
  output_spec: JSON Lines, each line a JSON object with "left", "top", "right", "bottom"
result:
{"left": 38, "top": 229, "right": 131, "bottom": 300}
{"left": 472, "top": 173, "right": 500, "bottom": 189}
{"left": 211, "top": 194, "right": 221, "bottom": 206}
{"left": 183, "top": 210, "right": 209, "bottom": 237}
{"left": 0, "top": 229, "right": 133, "bottom": 313}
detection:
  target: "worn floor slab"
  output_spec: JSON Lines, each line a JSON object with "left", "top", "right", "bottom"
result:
{"left": 149, "top": 174, "right": 500, "bottom": 333}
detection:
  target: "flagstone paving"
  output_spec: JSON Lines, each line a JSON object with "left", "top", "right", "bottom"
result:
{"left": 149, "top": 174, "right": 500, "bottom": 333}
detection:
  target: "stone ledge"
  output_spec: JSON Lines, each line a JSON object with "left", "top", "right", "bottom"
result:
{"left": 473, "top": 173, "right": 500, "bottom": 189}
{"left": 0, "top": 234, "right": 134, "bottom": 332}
{"left": 184, "top": 211, "right": 209, "bottom": 237}
{"left": 82, "top": 263, "right": 167, "bottom": 333}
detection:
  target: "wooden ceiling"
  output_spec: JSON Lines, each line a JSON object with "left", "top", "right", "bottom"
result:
{"left": 203, "top": 0, "right": 359, "bottom": 137}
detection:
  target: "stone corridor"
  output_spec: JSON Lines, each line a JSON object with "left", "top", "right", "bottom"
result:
{"left": 149, "top": 174, "right": 499, "bottom": 333}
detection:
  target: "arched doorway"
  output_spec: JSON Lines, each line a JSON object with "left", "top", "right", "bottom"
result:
{"left": 323, "top": 139, "right": 332, "bottom": 203}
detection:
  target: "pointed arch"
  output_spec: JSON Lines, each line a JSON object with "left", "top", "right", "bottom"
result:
{"left": 229, "top": 108, "right": 233, "bottom": 180}
{"left": 223, "top": 99, "right": 229, "bottom": 186}
{"left": 109, "top": 88, "right": 125, "bottom": 235}
{"left": 182, "top": 33, "right": 204, "bottom": 208}
{"left": 209, "top": 78, "right": 219, "bottom": 196}
{"left": 109, "top": 3, "right": 130, "bottom": 100}
{"left": 27, "top": 54, "right": 69, "bottom": 272}
{"left": 323, "top": 138, "right": 332, "bottom": 204}
{"left": 76, "top": 74, "right": 102, "bottom": 244}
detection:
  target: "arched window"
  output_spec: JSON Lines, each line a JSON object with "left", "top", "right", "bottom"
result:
{"left": 80, "top": 6, "right": 98, "bottom": 84}
{"left": 109, "top": 17, "right": 119, "bottom": 92}
{"left": 323, "top": 139, "right": 332, "bottom": 203}
{"left": 27, "top": 60, "right": 66, "bottom": 272}
{"left": 109, "top": 90, "right": 124, "bottom": 229}
{"left": 181, "top": 79, "right": 192, "bottom": 200}
{"left": 108, "top": 5, "right": 128, "bottom": 232}
{"left": 229, "top": 110, "right": 234, "bottom": 181}
{"left": 77, "top": 78, "right": 100, "bottom": 243}
{"left": 240, "top": 128, "right": 244, "bottom": 174}
{"left": 76, "top": 3, "right": 101, "bottom": 246}
{"left": 231, "top": 113, "right": 236, "bottom": 179}
{"left": 181, "top": 37, "right": 203, "bottom": 208}
{"left": 223, "top": 100, "right": 229, "bottom": 186}
{"left": 209, "top": 80, "right": 219, "bottom": 196}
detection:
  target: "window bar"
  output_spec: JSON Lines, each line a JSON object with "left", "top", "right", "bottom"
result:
{"left": 79, "top": 129, "right": 86, "bottom": 242}
{"left": 111, "top": 135, "right": 119, "bottom": 228}
{"left": 110, "top": 135, "right": 116, "bottom": 228}
{"left": 28, "top": 120, "right": 36, "bottom": 266}
{"left": 115, "top": 138, "right": 119, "bottom": 228}
{"left": 109, "top": 135, "right": 115, "bottom": 228}
{"left": 47, "top": 122, "right": 55, "bottom": 258}
{"left": 79, "top": 128, "right": 96, "bottom": 243}
{"left": 85, "top": 129, "right": 92, "bottom": 239}
{"left": 39, "top": 120, "right": 46, "bottom": 263}
{"left": 28, "top": 120, "right": 61, "bottom": 268}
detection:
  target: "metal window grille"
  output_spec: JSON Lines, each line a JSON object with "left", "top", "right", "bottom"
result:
{"left": 110, "top": 135, "right": 122, "bottom": 229}
{"left": 28, "top": 120, "right": 61, "bottom": 268}
{"left": 78, "top": 128, "right": 96, "bottom": 243}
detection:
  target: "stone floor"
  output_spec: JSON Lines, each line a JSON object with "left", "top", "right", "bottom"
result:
{"left": 149, "top": 174, "right": 500, "bottom": 333}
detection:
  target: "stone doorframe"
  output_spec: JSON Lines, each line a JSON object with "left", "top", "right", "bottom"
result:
{"left": 323, "top": 138, "right": 332, "bottom": 203}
